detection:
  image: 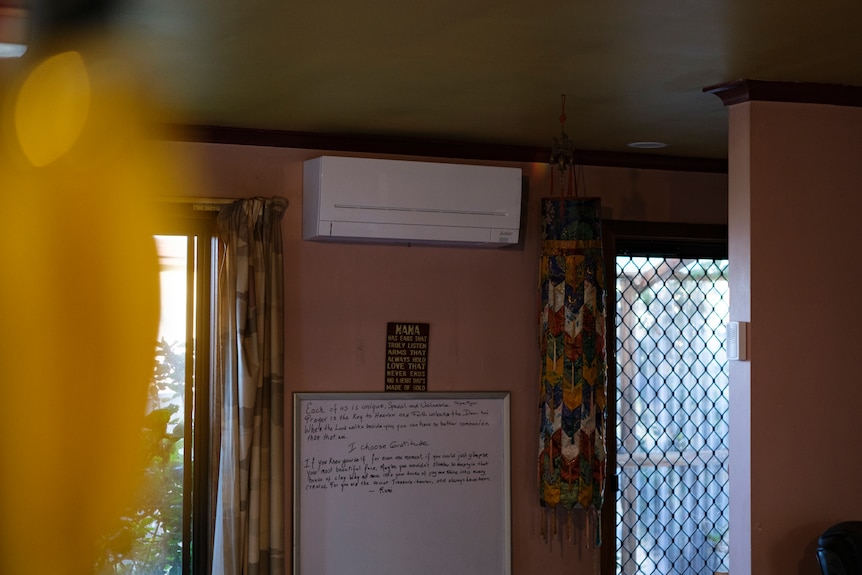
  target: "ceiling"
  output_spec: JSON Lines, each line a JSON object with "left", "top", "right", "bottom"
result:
{"left": 4, "top": 0, "right": 862, "bottom": 163}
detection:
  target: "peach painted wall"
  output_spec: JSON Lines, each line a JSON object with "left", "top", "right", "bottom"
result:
{"left": 727, "top": 101, "right": 862, "bottom": 575}
{"left": 160, "top": 140, "right": 727, "bottom": 574}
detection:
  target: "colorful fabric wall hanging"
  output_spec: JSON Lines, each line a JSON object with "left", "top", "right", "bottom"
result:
{"left": 538, "top": 195, "right": 608, "bottom": 541}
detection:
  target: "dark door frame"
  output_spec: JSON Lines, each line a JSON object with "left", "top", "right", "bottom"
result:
{"left": 599, "top": 220, "right": 728, "bottom": 574}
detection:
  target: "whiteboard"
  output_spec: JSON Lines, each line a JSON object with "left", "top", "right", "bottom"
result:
{"left": 293, "top": 392, "right": 511, "bottom": 575}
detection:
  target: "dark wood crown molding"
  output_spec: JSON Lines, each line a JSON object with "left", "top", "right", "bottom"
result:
{"left": 158, "top": 124, "right": 728, "bottom": 174}
{"left": 704, "top": 79, "right": 862, "bottom": 108}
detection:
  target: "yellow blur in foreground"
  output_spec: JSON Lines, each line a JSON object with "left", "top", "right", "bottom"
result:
{"left": 14, "top": 50, "right": 91, "bottom": 167}
{"left": 0, "top": 42, "right": 185, "bottom": 575}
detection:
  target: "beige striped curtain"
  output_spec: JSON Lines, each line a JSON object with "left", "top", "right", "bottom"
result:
{"left": 212, "top": 197, "right": 287, "bottom": 575}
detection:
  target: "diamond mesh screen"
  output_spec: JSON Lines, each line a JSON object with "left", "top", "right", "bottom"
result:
{"left": 615, "top": 257, "right": 729, "bottom": 575}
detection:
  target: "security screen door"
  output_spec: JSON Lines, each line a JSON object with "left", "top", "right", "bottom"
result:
{"left": 608, "top": 226, "right": 729, "bottom": 575}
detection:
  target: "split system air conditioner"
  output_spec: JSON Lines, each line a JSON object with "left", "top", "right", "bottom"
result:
{"left": 302, "top": 156, "right": 523, "bottom": 247}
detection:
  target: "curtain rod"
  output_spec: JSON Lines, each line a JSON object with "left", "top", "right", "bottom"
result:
{"left": 156, "top": 196, "right": 237, "bottom": 212}
{"left": 155, "top": 196, "right": 288, "bottom": 212}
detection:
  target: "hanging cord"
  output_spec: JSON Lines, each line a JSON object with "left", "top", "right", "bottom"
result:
{"left": 549, "top": 94, "right": 577, "bottom": 197}
{"left": 563, "top": 94, "right": 571, "bottom": 197}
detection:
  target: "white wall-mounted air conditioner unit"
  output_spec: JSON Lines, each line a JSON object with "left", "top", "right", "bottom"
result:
{"left": 303, "top": 156, "right": 523, "bottom": 247}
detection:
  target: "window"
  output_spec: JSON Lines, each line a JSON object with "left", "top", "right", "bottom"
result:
{"left": 601, "top": 223, "right": 729, "bottom": 575}
{"left": 98, "top": 206, "right": 218, "bottom": 575}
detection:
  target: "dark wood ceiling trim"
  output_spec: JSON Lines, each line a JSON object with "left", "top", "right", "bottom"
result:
{"left": 704, "top": 79, "right": 862, "bottom": 108}
{"left": 159, "top": 124, "right": 728, "bottom": 174}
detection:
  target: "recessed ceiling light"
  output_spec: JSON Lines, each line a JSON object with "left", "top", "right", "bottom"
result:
{"left": 627, "top": 141, "right": 667, "bottom": 149}
{"left": 0, "top": 43, "right": 27, "bottom": 58}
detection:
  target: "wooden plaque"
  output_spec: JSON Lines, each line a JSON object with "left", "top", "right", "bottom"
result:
{"left": 384, "top": 322, "right": 429, "bottom": 391}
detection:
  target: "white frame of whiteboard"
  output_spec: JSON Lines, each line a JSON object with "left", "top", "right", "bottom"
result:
{"left": 293, "top": 392, "right": 511, "bottom": 575}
